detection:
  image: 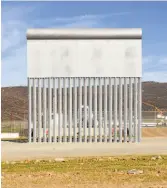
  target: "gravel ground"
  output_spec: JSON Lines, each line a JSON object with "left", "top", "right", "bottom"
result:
{"left": 2, "top": 137, "right": 167, "bottom": 162}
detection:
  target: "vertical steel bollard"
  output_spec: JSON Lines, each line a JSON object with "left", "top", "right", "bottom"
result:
{"left": 108, "top": 77, "right": 112, "bottom": 142}
{"left": 138, "top": 78, "right": 142, "bottom": 142}
{"left": 48, "top": 78, "right": 52, "bottom": 143}
{"left": 119, "top": 78, "right": 122, "bottom": 143}
{"left": 88, "top": 78, "right": 92, "bottom": 142}
{"left": 38, "top": 79, "right": 41, "bottom": 143}
{"left": 114, "top": 78, "right": 117, "bottom": 142}
{"left": 129, "top": 78, "right": 133, "bottom": 142}
{"left": 124, "top": 78, "right": 128, "bottom": 142}
{"left": 104, "top": 77, "right": 107, "bottom": 142}
{"left": 28, "top": 78, "right": 32, "bottom": 143}
{"left": 33, "top": 79, "right": 36, "bottom": 143}
{"left": 53, "top": 78, "right": 57, "bottom": 142}
{"left": 134, "top": 78, "right": 138, "bottom": 142}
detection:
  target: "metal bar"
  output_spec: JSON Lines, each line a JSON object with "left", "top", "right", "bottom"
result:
{"left": 38, "top": 79, "right": 41, "bottom": 142}
{"left": 114, "top": 78, "right": 117, "bottom": 142}
{"left": 28, "top": 78, "right": 31, "bottom": 143}
{"left": 58, "top": 78, "right": 62, "bottom": 142}
{"left": 124, "top": 78, "right": 127, "bottom": 142}
{"left": 53, "top": 78, "right": 57, "bottom": 142}
{"left": 109, "top": 77, "right": 112, "bottom": 142}
{"left": 99, "top": 78, "right": 102, "bottom": 142}
{"left": 43, "top": 79, "right": 47, "bottom": 142}
{"left": 119, "top": 78, "right": 122, "bottom": 143}
{"left": 94, "top": 78, "right": 97, "bottom": 142}
{"left": 69, "top": 78, "right": 72, "bottom": 142}
{"left": 33, "top": 79, "right": 36, "bottom": 142}
{"left": 72, "top": 81, "right": 74, "bottom": 141}
{"left": 63, "top": 78, "right": 67, "bottom": 142}
{"left": 138, "top": 78, "right": 142, "bottom": 142}
{"left": 79, "top": 78, "right": 82, "bottom": 142}
{"left": 134, "top": 77, "right": 138, "bottom": 142}
{"left": 104, "top": 77, "right": 107, "bottom": 142}
{"left": 129, "top": 78, "right": 133, "bottom": 142}
{"left": 48, "top": 78, "right": 52, "bottom": 143}
{"left": 88, "top": 78, "right": 92, "bottom": 142}
{"left": 84, "top": 78, "right": 87, "bottom": 142}
{"left": 74, "top": 78, "right": 77, "bottom": 142}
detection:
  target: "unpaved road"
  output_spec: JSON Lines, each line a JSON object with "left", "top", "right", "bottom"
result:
{"left": 2, "top": 137, "right": 167, "bottom": 162}
{"left": 142, "top": 127, "right": 167, "bottom": 137}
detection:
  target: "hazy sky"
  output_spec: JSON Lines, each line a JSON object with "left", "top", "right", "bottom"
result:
{"left": 2, "top": 1, "right": 167, "bottom": 86}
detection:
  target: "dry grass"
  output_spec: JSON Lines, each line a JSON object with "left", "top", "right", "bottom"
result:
{"left": 2, "top": 155, "right": 167, "bottom": 188}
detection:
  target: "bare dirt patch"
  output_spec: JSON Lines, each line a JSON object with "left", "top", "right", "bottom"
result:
{"left": 2, "top": 155, "right": 167, "bottom": 188}
{"left": 142, "top": 127, "right": 167, "bottom": 137}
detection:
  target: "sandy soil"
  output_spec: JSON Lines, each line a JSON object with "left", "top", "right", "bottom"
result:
{"left": 2, "top": 168, "right": 167, "bottom": 188}
{"left": 142, "top": 127, "right": 167, "bottom": 137}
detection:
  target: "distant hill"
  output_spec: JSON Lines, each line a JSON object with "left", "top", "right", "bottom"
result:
{"left": 1, "top": 81, "right": 167, "bottom": 121}
{"left": 142, "top": 81, "right": 167, "bottom": 111}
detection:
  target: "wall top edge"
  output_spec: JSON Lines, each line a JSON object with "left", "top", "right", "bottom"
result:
{"left": 27, "top": 28, "right": 142, "bottom": 40}
{"left": 27, "top": 77, "right": 142, "bottom": 79}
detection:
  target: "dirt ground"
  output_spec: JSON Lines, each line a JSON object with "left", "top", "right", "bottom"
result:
{"left": 2, "top": 156, "right": 167, "bottom": 188}
{"left": 142, "top": 127, "right": 167, "bottom": 137}
{"left": 2, "top": 128, "right": 167, "bottom": 188}
{"left": 2, "top": 173, "right": 167, "bottom": 188}
{"left": 2, "top": 137, "right": 167, "bottom": 162}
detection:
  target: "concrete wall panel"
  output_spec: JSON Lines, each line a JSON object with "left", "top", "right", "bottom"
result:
{"left": 27, "top": 29, "right": 142, "bottom": 78}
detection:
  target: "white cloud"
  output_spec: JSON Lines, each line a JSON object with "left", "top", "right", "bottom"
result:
{"left": 159, "top": 57, "right": 167, "bottom": 64}
{"left": 65, "top": 19, "right": 99, "bottom": 28}
{"left": 2, "top": 4, "right": 36, "bottom": 20}
{"left": 143, "top": 71, "right": 167, "bottom": 82}
{"left": 9, "top": 3, "right": 167, "bottom": 86}
{"left": 143, "top": 55, "right": 166, "bottom": 67}
{"left": 143, "top": 56, "right": 154, "bottom": 65}
{"left": 2, "top": 45, "right": 27, "bottom": 86}
{"left": 2, "top": 23, "right": 24, "bottom": 53}
{"left": 2, "top": 7, "right": 32, "bottom": 54}
{"left": 143, "top": 55, "right": 167, "bottom": 82}
{"left": 2, "top": 6, "right": 130, "bottom": 57}
{"left": 2, "top": 3, "right": 131, "bottom": 86}
{"left": 33, "top": 12, "right": 130, "bottom": 25}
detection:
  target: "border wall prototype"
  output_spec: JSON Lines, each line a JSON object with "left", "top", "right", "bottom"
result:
{"left": 27, "top": 28, "right": 142, "bottom": 143}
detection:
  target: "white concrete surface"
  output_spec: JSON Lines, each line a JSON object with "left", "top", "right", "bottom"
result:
{"left": 1, "top": 133, "right": 19, "bottom": 139}
{"left": 27, "top": 28, "right": 142, "bottom": 78}
{"left": 1, "top": 138, "right": 167, "bottom": 161}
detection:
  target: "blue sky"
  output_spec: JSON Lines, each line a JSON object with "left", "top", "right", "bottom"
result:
{"left": 2, "top": 1, "right": 167, "bottom": 86}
